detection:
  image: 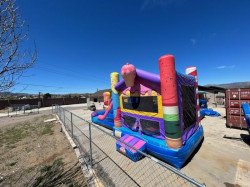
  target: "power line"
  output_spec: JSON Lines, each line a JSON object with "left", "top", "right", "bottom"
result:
{"left": 38, "top": 62, "right": 110, "bottom": 82}
{"left": 35, "top": 64, "right": 110, "bottom": 84}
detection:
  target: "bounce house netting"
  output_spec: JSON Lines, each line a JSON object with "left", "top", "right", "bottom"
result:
{"left": 181, "top": 85, "right": 196, "bottom": 131}
{"left": 177, "top": 72, "right": 198, "bottom": 142}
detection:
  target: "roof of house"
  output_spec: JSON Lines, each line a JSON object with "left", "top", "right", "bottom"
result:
{"left": 198, "top": 85, "right": 225, "bottom": 93}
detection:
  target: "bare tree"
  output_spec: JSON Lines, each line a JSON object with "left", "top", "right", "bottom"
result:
{"left": 0, "top": 0, "right": 37, "bottom": 92}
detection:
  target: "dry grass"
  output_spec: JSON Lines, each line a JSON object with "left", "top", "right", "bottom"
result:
{"left": 0, "top": 117, "right": 53, "bottom": 148}
{"left": 0, "top": 115, "right": 86, "bottom": 187}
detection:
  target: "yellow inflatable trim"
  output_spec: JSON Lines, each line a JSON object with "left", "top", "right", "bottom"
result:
{"left": 120, "top": 94, "right": 163, "bottom": 118}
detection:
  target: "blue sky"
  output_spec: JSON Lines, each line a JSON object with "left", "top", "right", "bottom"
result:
{"left": 12, "top": 0, "right": 250, "bottom": 94}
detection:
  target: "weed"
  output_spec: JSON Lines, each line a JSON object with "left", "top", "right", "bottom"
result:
{"left": 6, "top": 144, "right": 16, "bottom": 149}
{"left": 0, "top": 117, "right": 54, "bottom": 148}
{"left": 40, "top": 158, "right": 63, "bottom": 173}
{"left": 0, "top": 123, "right": 31, "bottom": 147}
{"left": 25, "top": 147, "right": 32, "bottom": 153}
{"left": 26, "top": 167, "right": 34, "bottom": 173}
{"left": 32, "top": 158, "right": 83, "bottom": 187}
{"left": 7, "top": 161, "right": 17, "bottom": 167}
{"left": 40, "top": 125, "right": 54, "bottom": 136}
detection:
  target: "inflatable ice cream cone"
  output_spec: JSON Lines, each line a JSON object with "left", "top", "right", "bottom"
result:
{"left": 121, "top": 63, "right": 136, "bottom": 87}
{"left": 122, "top": 73, "right": 136, "bottom": 87}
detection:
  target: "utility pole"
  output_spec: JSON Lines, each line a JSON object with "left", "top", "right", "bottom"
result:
{"left": 38, "top": 92, "right": 41, "bottom": 109}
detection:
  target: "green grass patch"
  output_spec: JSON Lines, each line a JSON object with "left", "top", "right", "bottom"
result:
{"left": 0, "top": 115, "right": 54, "bottom": 148}
{"left": 40, "top": 158, "right": 64, "bottom": 173}
{"left": 40, "top": 124, "right": 54, "bottom": 135}
{"left": 6, "top": 144, "right": 16, "bottom": 149}
{"left": 0, "top": 122, "right": 31, "bottom": 147}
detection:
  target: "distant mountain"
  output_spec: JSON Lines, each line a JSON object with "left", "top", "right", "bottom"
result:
{"left": 0, "top": 92, "right": 30, "bottom": 97}
{"left": 88, "top": 89, "right": 111, "bottom": 97}
{"left": 205, "top": 81, "right": 250, "bottom": 89}
{"left": 0, "top": 89, "right": 112, "bottom": 99}
{"left": 0, "top": 92, "right": 11, "bottom": 96}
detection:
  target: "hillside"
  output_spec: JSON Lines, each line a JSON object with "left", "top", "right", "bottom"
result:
{"left": 205, "top": 81, "right": 250, "bottom": 89}
{"left": 1, "top": 82, "right": 249, "bottom": 99}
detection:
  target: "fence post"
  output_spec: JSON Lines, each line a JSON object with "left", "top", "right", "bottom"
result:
{"left": 60, "top": 107, "right": 63, "bottom": 132}
{"left": 59, "top": 107, "right": 61, "bottom": 120}
{"left": 71, "top": 112, "right": 73, "bottom": 138}
{"left": 88, "top": 122, "right": 93, "bottom": 167}
{"left": 63, "top": 108, "right": 65, "bottom": 125}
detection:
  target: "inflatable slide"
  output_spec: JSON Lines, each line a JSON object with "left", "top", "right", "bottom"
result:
{"left": 91, "top": 92, "right": 115, "bottom": 129}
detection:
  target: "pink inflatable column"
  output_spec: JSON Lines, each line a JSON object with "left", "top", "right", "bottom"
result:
{"left": 159, "top": 55, "right": 182, "bottom": 149}
{"left": 186, "top": 67, "right": 200, "bottom": 125}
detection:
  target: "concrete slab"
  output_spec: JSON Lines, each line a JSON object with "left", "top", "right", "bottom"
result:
{"left": 44, "top": 118, "right": 57, "bottom": 123}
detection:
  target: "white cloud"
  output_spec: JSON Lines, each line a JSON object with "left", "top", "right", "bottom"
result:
{"left": 216, "top": 65, "right": 235, "bottom": 69}
{"left": 216, "top": 65, "right": 226, "bottom": 69}
{"left": 190, "top": 38, "right": 196, "bottom": 45}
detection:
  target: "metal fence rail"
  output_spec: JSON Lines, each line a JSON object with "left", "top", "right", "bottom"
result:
{"left": 7, "top": 104, "right": 39, "bottom": 117}
{"left": 53, "top": 105, "right": 205, "bottom": 187}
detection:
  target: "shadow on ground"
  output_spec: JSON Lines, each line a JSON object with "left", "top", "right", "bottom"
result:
{"left": 182, "top": 137, "right": 204, "bottom": 168}
{"left": 240, "top": 134, "right": 250, "bottom": 146}
{"left": 223, "top": 134, "right": 250, "bottom": 146}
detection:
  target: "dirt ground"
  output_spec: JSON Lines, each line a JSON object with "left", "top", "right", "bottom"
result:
{"left": 4, "top": 104, "right": 248, "bottom": 187}
{"left": 0, "top": 114, "right": 86, "bottom": 187}
{"left": 182, "top": 107, "right": 250, "bottom": 187}
{"left": 69, "top": 105, "right": 250, "bottom": 187}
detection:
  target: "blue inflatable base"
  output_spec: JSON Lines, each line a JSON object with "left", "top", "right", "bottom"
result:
{"left": 91, "top": 110, "right": 114, "bottom": 130}
{"left": 113, "top": 126, "right": 204, "bottom": 168}
{"left": 242, "top": 103, "right": 250, "bottom": 129}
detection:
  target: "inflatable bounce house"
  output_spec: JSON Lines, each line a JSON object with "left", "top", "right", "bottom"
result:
{"left": 91, "top": 54, "right": 204, "bottom": 168}
{"left": 91, "top": 73, "right": 121, "bottom": 129}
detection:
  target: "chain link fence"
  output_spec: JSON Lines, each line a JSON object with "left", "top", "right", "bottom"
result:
{"left": 7, "top": 104, "right": 40, "bottom": 117}
{"left": 53, "top": 105, "right": 205, "bottom": 187}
